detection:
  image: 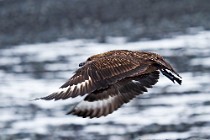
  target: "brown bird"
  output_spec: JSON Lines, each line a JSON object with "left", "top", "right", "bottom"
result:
{"left": 37, "top": 50, "right": 182, "bottom": 118}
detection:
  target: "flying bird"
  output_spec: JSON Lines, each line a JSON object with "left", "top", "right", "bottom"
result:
{"left": 37, "top": 50, "right": 182, "bottom": 118}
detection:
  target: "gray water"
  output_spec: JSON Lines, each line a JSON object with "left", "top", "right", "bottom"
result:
{"left": 0, "top": 31, "right": 210, "bottom": 140}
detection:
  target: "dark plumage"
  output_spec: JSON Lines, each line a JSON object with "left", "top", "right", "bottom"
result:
{"left": 37, "top": 50, "right": 182, "bottom": 118}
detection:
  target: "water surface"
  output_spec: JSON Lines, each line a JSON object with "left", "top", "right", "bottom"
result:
{"left": 1, "top": 31, "right": 210, "bottom": 140}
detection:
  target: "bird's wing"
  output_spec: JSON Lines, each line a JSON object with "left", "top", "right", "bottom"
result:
{"left": 68, "top": 71, "right": 159, "bottom": 118}
{"left": 39, "top": 56, "right": 149, "bottom": 100}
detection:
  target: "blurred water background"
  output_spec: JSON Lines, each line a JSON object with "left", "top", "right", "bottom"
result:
{"left": 0, "top": 0, "right": 210, "bottom": 140}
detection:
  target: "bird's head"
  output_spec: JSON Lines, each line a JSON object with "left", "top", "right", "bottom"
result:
{"left": 79, "top": 53, "right": 104, "bottom": 67}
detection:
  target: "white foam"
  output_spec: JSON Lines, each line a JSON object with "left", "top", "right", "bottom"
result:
{"left": 139, "top": 131, "right": 190, "bottom": 139}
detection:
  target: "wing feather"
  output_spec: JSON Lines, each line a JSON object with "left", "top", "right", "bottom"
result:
{"left": 39, "top": 56, "right": 149, "bottom": 100}
{"left": 67, "top": 71, "right": 160, "bottom": 118}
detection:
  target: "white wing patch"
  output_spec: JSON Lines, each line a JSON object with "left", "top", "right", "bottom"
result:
{"left": 75, "top": 95, "right": 116, "bottom": 110}
{"left": 131, "top": 80, "right": 139, "bottom": 83}
{"left": 54, "top": 76, "right": 92, "bottom": 95}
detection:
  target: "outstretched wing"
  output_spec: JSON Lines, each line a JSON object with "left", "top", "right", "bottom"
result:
{"left": 39, "top": 56, "right": 150, "bottom": 100}
{"left": 68, "top": 71, "right": 159, "bottom": 118}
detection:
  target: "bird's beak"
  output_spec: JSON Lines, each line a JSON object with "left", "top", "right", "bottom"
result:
{"left": 79, "top": 62, "right": 86, "bottom": 67}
